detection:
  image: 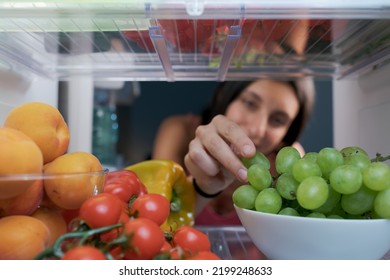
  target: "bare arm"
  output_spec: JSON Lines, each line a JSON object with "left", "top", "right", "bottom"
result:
{"left": 152, "top": 115, "right": 198, "bottom": 167}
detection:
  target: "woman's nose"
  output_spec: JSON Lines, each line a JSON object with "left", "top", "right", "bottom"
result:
{"left": 248, "top": 116, "right": 267, "bottom": 143}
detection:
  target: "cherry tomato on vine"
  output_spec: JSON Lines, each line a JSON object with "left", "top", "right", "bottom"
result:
{"left": 173, "top": 225, "right": 211, "bottom": 256}
{"left": 61, "top": 208, "right": 80, "bottom": 228}
{"left": 105, "top": 170, "right": 141, "bottom": 187}
{"left": 104, "top": 170, "right": 143, "bottom": 203}
{"left": 108, "top": 245, "right": 125, "bottom": 260}
{"left": 130, "top": 193, "right": 170, "bottom": 225}
{"left": 160, "top": 240, "right": 172, "bottom": 254}
{"left": 123, "top": 218, "right": 165, "bottom": 260}
{"left": 138, "top": 182, "right": 148, "bottom": 196}
{"left": 99, "top": 211, "right": 130, "bottom": 243}
{"left": 186, "top": 251, "right": 221, "bottom": 260}
{"left": 61, "top": 245, "right": 106, "bottom": 260}
{"left": 104, "top": 180, "right": 140, "bottom": 204}
{"left": 169, "top": 247, "right": 184, "bottom": 260}
{"left": 79, "top": 193, "right": 123, "bottom": 229}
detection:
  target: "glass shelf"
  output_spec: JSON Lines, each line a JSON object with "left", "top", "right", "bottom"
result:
{"left": 0, "top": 1, "right": 389, "bottom": 81}
{"left": 197, "top": 226, "right": 390, "bottom": 260}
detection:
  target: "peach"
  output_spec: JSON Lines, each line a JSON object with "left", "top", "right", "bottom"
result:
{"left": 0, "top": 127, "right": 43, "bottom": 199}
{"left": 43, "top": 151, "right": 105, "bottom": 210}
{"left": 0, "top": 179, "right": 44, "bottom": 217}
{"left": 3, "top": 101, "right": 70, "bottom": 164}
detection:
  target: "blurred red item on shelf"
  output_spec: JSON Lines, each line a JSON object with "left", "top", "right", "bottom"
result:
{"left": 122, "top": 30, "right": 155, "bottom": 51}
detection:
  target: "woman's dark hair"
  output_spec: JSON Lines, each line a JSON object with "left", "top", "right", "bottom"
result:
{"left": 201, "top": 78, "right": 315, "bottom": 148}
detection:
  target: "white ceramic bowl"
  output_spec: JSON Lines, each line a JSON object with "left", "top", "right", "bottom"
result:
{"left": 234, "top": 205, "right": 390, "bottom": 260}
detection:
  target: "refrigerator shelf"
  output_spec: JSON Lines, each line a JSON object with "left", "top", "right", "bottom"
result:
{"left": 198, "top": 226, "right": 390, "bottom": 260}
{"left": 0, "top": 1, "right": 389, "bottom": 81}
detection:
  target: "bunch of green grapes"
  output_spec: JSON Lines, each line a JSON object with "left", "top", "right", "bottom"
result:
{"left": 232, "top": 146, "right": 390, "bottom": 219}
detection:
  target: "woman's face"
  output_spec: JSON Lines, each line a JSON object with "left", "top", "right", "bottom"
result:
{"left": 225, "top": 80, "right": 299, "bottom": 155}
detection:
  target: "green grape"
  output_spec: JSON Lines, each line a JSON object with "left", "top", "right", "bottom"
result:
{"left": 275, "top": 146, "right": 301, "bottom": 174}
{"left": 296, "top": 176, "right": 329, "bottom": 210}
{"left": 242, "top": 151, "right": 270, "bottom": 170}
{"left": 343, "top": 154, "right": 371, "bottom": 171}
{"left": 314, "top": 185, "right": 341, "bottom": 214}
{"left": 340, "top": 185, "right": 376, "bottom": 215}
{"left": 282, "top": 199, "right": 311, "bottom": 216}
{"left": 278, "top": 207, "right": 300, "bottom": 216}
{"left": 316, "top": 147, "right": 344, "bottom": 180}
{"left": 291, "top": 158, "right": 322, "bottom": 183}
{"left": 373, "top": 187, "right": 390, "bottom": 219}
{"left": 232, "top": 184, "right": 259, "bottom": 210}
{"left": 255, "top": 188, "right": 282, "bottom": 214}
{"left": 340, "top": 146, "right": 369, "bottom": 158}
{"left": 275, "top": 172, "right": 299, "bottom": 200}
{"left": 302, "top": 152, "right": 318, "bottom": 163}
{"left": 247, "top": 163, "right": 272, "bottom": 191}
{"left": 329, "top": 164, "right": 363, "bottom": 194}
{"left": 327, "top": 203, "right": 348, "bottom": 218}
{"left": 306, "top": 212, "right": 326, "bottom": 218}
{"left": 362, "top": 162, "right": 390, "bottom": 191}
{"left": 327, "top": 214, "right": 344, "bottom": 219}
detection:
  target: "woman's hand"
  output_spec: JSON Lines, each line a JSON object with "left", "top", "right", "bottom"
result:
{"left": 184, "top": 115, "right": 256, "bottom": 198}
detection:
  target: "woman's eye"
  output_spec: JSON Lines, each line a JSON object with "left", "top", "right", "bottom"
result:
{"left": 240, "top": 97, "right": 258, "bottom": 110}
{"left": 270, "top": 115, "right": 288, "bottom": 127}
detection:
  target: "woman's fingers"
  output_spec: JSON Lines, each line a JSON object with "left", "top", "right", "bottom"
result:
{"left": 188, "top": 115, "right": 255, "bottom": 182}
{"left": 212, "top": 115, "right": 255, "bottom": 158}
{"left": 186, "top": 137, "right": 221, "bottom": 177}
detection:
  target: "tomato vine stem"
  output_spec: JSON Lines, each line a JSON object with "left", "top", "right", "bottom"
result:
{"left": 34, "top": 223, "right": 122, "bottom": 260}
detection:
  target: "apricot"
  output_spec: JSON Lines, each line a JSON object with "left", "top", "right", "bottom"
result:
{"left": 32, "top": 207, "right": 67, "bottom": 247}
{"left": 0, "top": 215, "right": 51, "bottom": 260}
{"left": 0, "top": 127, "right": 43, "bottom": 199}
{"left": 3, "top": 101, "right": 70, "bottom": 164}
{"left": 43, "top": 152, "right": 105, "bottom": 209}
{"left": 0, "top": 179, "right": 44, "bottom": 217}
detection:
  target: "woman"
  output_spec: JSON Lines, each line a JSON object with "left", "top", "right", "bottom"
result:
{"left": 153, "top": 78, "right": 315, "bottom": 225}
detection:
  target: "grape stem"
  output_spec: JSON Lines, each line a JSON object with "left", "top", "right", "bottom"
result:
{"left": 371, "top": 153, "right": 390, "bottom": 162}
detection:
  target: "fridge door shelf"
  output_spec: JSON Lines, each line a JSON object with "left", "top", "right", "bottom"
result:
{"left": 0, "top": 1, "right": 389, "bottom": 81}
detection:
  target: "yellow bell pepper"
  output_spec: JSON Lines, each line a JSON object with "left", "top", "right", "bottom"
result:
{"left": 125, "top": 160, "right": 195, "bottom": 232}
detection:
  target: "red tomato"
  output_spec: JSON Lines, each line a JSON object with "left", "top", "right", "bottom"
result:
{"left": 103, "top": 180, "right": 140, "bottom": 203}
{"left": 123, "top": 218, "right": 165, "bottom": 260}
{"left": 186, "top": 251, "right": 221, "bottom": 260}
{"left": 61, "top": 245, "right": 106, "bottom": 260}
{"left": 104, "top": 170, "right": 142, "bottom": 202}
{"left": 61, "top": 208, "right": 80, "bottom": 228}
{"left": 169, "top": 247, "right": 184, "bottom": 260}
{"left": 130, "top": 193, "right": 170, "bottom": 225}
{"left": 160, "top": 240, "right": 172, "bottom": 253}
{"left": 109, "top": 246, "right": 124, "bottom": 260}
{"left": 79, "top": 193, "right": 123, "bottom": 229}
{"left": 138, "top": 182, "right": 148, "bottom": 196}
{"left": 173, "top": 226, "right": 211, "bottom": 256}
{"left": 99, "top": 211, "right": 130, "bottom": 243}
{"left": 105, "top": 170, "right": 141, "bottom": 186}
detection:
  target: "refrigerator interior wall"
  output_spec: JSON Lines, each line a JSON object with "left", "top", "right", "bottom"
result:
{"left": 333, "top": 63, "right": 390, "bottom": 159}
{"left": 0, "top": 74, "right": 57, "bottom": 128}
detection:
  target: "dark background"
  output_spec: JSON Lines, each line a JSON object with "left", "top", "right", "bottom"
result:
{"left": 103, "top": 80, "right": 333, "bottom": 167}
